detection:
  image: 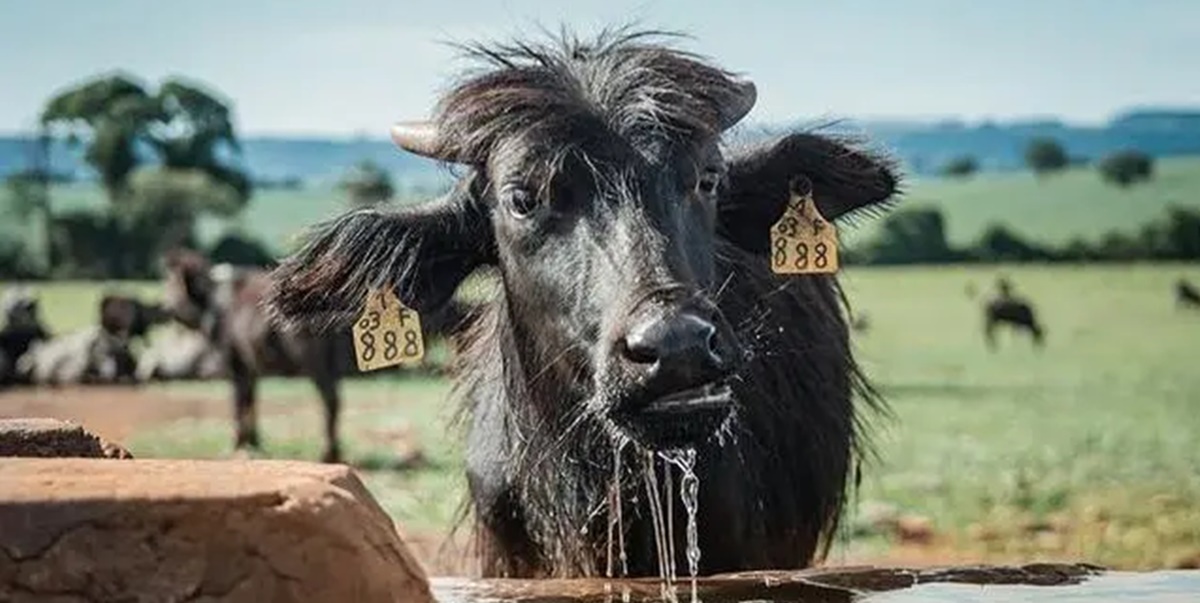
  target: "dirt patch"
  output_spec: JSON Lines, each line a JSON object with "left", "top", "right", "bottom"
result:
{"left": 0, "top": 385, "right": 222, "bottom": 444}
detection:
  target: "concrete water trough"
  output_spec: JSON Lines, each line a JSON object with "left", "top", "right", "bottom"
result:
{"left": 2, "top": 418, "right": 1197, "bottom": 602}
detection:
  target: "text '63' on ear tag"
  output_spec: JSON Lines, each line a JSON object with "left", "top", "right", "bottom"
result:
{"left": 770, "top": 191, "right": 839, "bottom": 275}
{"left": 352, "top": 287, "right": 424, "bottom": 372}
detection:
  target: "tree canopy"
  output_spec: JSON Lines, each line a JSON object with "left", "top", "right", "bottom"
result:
{"left": 1098, "top": 150, "right": 1154, "bottom": 188}
{"left": 40, "top": 73, "right": 250, "bottom": 205}
{"left": 1024, "top": 137, "right": 1069, "bottom": 176}
{"left": 339, "top": 159, "right": 395, "bottom": 207}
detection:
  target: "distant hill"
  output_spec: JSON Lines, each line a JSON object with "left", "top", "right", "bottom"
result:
{"left": 2, "top": 108, "right": 1200, "bottom": 183}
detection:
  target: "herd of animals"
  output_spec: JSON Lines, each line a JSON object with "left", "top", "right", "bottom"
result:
{"left": 3, "top": 30, "right": 1200, "bottom": 580}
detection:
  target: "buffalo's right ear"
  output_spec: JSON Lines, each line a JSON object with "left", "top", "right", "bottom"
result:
{"left": 718, "top": 132, "right": 900, "bottom": 255}
{"left": 266, "top": 186, "right": 494, "bottom": 333}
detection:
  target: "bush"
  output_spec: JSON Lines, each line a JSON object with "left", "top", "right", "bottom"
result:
{"left": 973, "top": 224, "right": 1053, "bottom": 262}
{"left": 863, "top": 207, "right": 958, "bottom": 264}
{"left": 340, "top": 160, "right": 394, "bottom": 207}
{"left": 941, "top": 155, "right": 979, "bottom": 178}
{"left": 1024, "top": 137, "right": 1069, "bottom": 175}
{"left": 1098, "top": 150, "right": 1154, "bottom": 187}
{"left": 0, "top": 237, "right": 41, "bottom": 279}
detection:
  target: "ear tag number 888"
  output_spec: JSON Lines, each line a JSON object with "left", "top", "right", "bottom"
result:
{"left": 770, "top": 191, "right": 839, "bottom": 275}
{"left": 352, "top": 287, "right": 425, "bottom": 372}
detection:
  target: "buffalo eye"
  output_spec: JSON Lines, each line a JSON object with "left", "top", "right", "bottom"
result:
{"left": 697, "top": 168, "right": 721, "bottom": 196}
{"left": 500, "top": 184, "right": 540, "bottom": 219}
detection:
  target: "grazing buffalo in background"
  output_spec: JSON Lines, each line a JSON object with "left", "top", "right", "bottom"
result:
{"left": 267, "top": 30, "right": 899, "bottom": 578}
{"left": 99, "top": 294, "right": 171, "bottom": 341}
{"left": 984, "top": 277, "right": 1044, "bottom": 349}
{"left": 1176, "top": 279, "right": 1200, "bottom": 309}
{"left": 14, "top": 293, "right": 162, "bottom": 385}
{"left": 162, "top": 251, "right": 473, "bottom": 462}
{"left": 17, "top": 326, "right": 136, "bottom": 386}
{"left": 0, "top": 287, "right": 50, "bottom": 387}
{"left": 161, "top": 250, "right": 351, "bottom": 462}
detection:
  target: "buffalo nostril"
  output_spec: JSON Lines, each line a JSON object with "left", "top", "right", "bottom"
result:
{"left": 622, "top": 330, "right": 659, "bottom": 365}
{"left": 703, "top": 324, "right": 723, "bottom": 366}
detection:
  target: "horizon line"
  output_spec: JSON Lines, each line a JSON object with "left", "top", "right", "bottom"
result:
{"left": 4, "top": 106, "right": 1200, "bottom": 140}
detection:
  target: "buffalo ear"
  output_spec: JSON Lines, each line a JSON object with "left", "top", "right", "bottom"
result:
{"left": 266, "top": 187, "right": 494, "bottom": 333}
{"left": 718, "top": 132, "right": 900, "bottom": 254}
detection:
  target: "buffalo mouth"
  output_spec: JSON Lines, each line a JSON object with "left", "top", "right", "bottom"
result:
{"left": 610, "top": 383, "right": 734, "bottom": 450}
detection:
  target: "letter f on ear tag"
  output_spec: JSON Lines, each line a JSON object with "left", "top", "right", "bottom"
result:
{"left": 769, "top": 182, "right": 839, "bottom": 275}
{"left": 352, "top": 287, "right": 425, "bottom": 372}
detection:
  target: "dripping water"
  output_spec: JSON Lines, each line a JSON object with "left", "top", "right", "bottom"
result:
{"left": 663, "top": 460, "right": 677, "bottom": 583}
{"left": 606, "top": 437, "right": 629, "bottom": 578}
{"left": 663, "top": 448, "right": 700, "bottom": 603}
{"left": 642, "top": 450, "right": 674, "bottom": 601}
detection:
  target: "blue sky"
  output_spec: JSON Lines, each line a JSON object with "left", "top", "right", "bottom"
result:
{"left": 1, "top": 1, "right": 1198, "bottom": 136}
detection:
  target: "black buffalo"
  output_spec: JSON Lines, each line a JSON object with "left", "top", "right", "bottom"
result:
{"left": 984, "top": 277, "right": 1044, "bottom": 349}
{"left": 267, "top": 30, "right": 899, "bottom": 578}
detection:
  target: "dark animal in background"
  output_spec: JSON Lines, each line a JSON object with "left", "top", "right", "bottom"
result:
{"left": 14, "top": 293, "right": 163, "bottom": 386}
{"left": 1175, "top": 279, "right": 1200, "bottom": 309}
{"left": 99, "top": 294, "right": 171, "bottom": 341}
{"left": 0, "top": 287, "right": 50, "bottom": 387}
{"left": 162, "top": 252, "right": 473, "bottom": 462}
{"left": 984, "top": 277, "right": 1044, "bottom": 349}
{"left": 161, "top": 251, "right": 351, "bottom": 462}
{"left": 267, "top": 30, "right": 899, "bottom": 578}
{"left": 17, "top": 326, "right": 136, "bottom": 385}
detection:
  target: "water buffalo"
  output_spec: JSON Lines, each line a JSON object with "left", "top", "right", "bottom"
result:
{"left": 1176, "top": 279, "right": 1200, "bottom": 309}
{"left": 161, "top": 250, "right": 351, "bottom": 462}
{"left": 162, "top": 251, "right": 474, "bottom": 462}
{"left": 984, "top": 277, "right": 1044, "bottom": 349}
{"left": 0, "top": 287, "right": 50, "bottom": 387}
{"left": 13, "top": 292, "right": 161, "bottom": 386}
{"left": 16, "top": 325, "right": 136, "bottom": 386}
{"left": 99, "top": 294, "right": 171, "bottom": 341}
{"left": 266, "top": 30, "right": 899, "bottom": 578}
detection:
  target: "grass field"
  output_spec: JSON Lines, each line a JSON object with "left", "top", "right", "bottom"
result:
{"left": 840, "top": 156, "right": 1200, "bottom": 249}
{"left": 5, "top": 263, "right": 1199, "bottom": 571}
{"left": 13, "top": 156, "right": 1200, "bottom": 254}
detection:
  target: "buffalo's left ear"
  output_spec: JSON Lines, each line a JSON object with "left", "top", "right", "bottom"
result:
{"left": 266, "top": 184, "right": 494, "bottom": 334}
{"left": 718, "top": 132, "right": 900, "bottom": 254}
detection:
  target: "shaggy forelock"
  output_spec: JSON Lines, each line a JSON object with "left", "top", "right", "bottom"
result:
{"left": 432, "top": 28, "right": 750, "bottom": 164}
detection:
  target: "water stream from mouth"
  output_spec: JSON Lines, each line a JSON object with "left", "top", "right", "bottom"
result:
{"left": 642, "top": 451, "right": 672, "bottom": 601}
{"left": 607, "top": 437, "right": 629, "bottom": 579}
{"left": 609, "top": 441, "right": 703, "bottom": 603}
{"left": 662, "top": 448, "right": 700, "bottom": 603}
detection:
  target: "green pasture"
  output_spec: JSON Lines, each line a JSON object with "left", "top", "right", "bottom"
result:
{"left": 840, "top": 156, "right": 1200, "bottom": 248}
{"left": 6, "top": 263, "right": 1199, "bottom": 570}
{"left": 13, "top": 156, "right": 1200, "bottom": 254}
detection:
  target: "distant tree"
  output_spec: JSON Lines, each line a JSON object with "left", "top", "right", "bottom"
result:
{"left": 941, "top": 155, "right": 979, "bottom": 178}
{"left": 1098, "top": 150, "right": 1154, "bottom": 188}
{"left": 339, "top": 160, "right": 394, "bottom": 207}
{"left": 1149, "top": 207, "right": 1200, "bottom": 260}
{"left": 40, "top": 73, "right": 251, "bottom": 206}
{"left": 1024, "top": 137, "right": 1069, "bottom": 176}
{"left": 1057, "top": 237, "right": 1097, "bottom": 262}
{"left": 1093, "top": 230, "right": 1144, "bottom": 262}
{"left": 973, "top": 224, "right": 1051, "bottom": 262}
{"left": 864, "top": 207, "right": 956, "bottom": 264}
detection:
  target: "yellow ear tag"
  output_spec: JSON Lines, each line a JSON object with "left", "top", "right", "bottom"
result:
{"left": 352, "top": 287, "right": 425, "bottom": 372}
{"left": 769, "top": 190, "right": 839, "bottom": 275}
